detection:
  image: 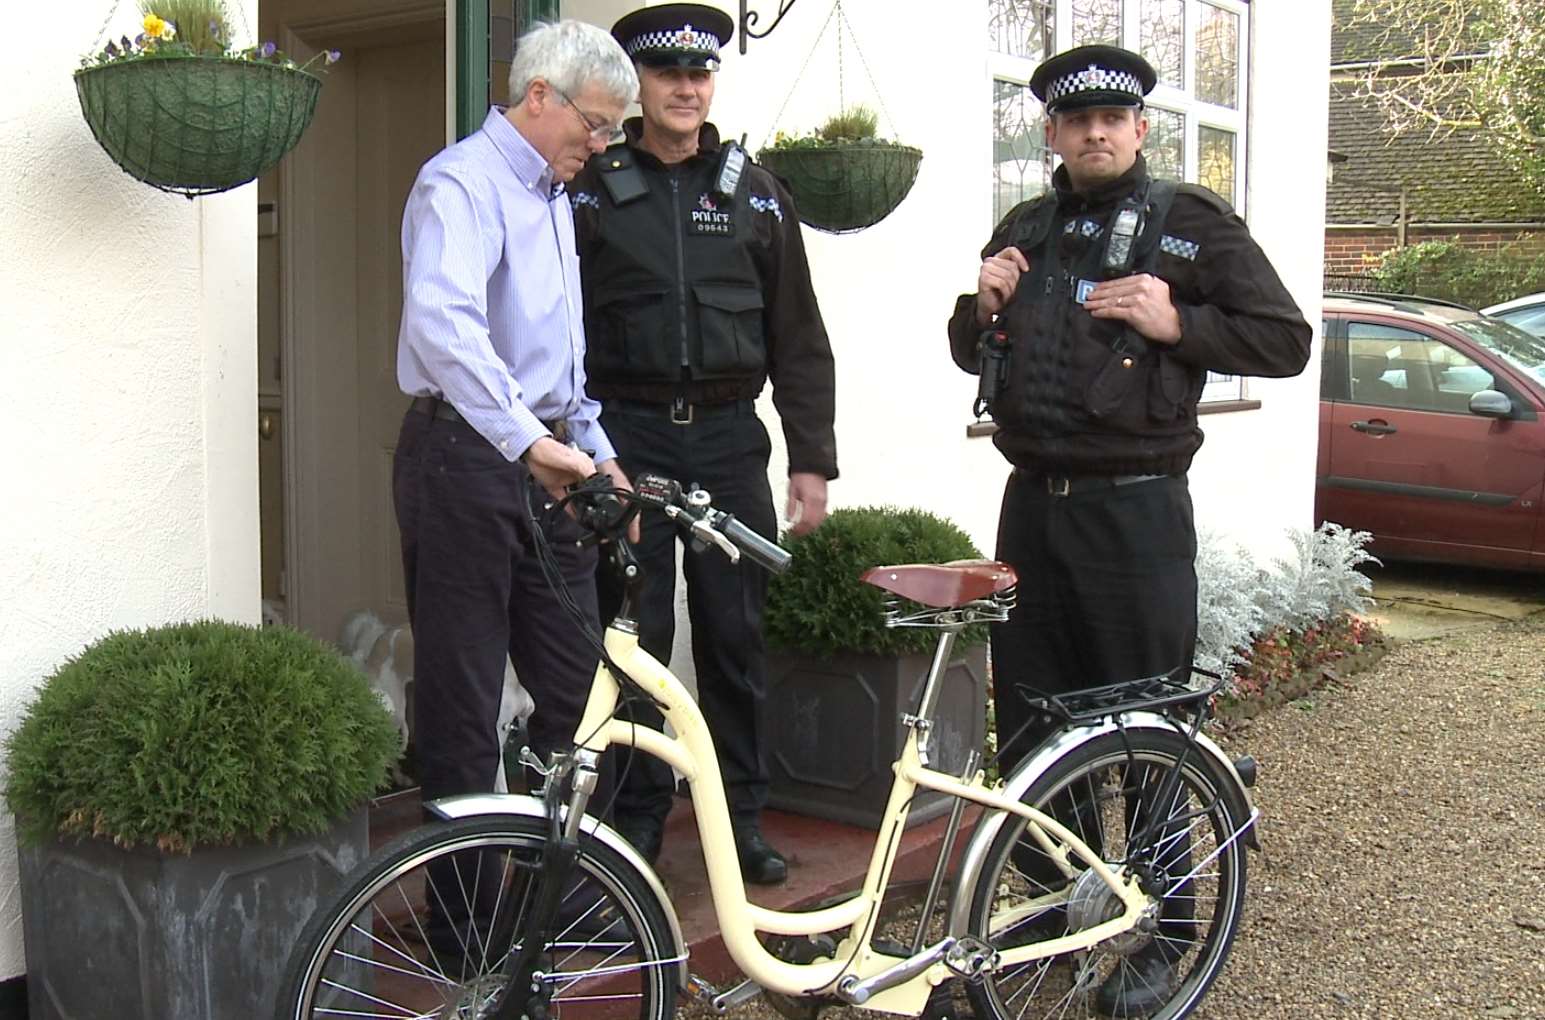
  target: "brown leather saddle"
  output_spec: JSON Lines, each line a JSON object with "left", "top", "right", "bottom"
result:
{"left": 860, "top": 560, "right": 1018, "bottom": 609}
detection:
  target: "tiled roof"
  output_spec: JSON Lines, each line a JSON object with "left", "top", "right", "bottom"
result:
{"left": 1326, "top": 82, "right": 1545, "bottom": 224}
{"left": 1331, "top": 0, "right": 1490, "bottom": 66}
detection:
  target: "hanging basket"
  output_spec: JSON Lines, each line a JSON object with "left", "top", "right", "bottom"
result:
{"left": 74, "top": 57, "right": 323, "bottom": 197}
{"left": 757, "top": 143, "right": 923, "bottom": 234}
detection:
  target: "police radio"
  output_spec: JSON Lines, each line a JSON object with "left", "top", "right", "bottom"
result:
{"left": 714, "top": 134, "right": 749, "bottom": 201}
{"left": 974, "top": 328, "right": 1012, "bottom": 420}
{"left": 1100, "top": 180, "right": 1153, "bottom": 277}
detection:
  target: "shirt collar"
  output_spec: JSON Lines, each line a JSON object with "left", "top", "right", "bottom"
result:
{"left": 482, "top": 106, "right": 565, "bottom": 198}
{"left": 619, "top": 117, "right": 723, "bottom": 169}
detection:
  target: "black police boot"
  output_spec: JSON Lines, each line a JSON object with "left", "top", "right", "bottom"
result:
{"left": 1093, "top": 942, "right": 1178, "bottom": 1018}
{"left": 733, "top": 822, "right": 787, "bottom": 885}
{"left": 614, "top": 816, "right": 664, "bottom": 867}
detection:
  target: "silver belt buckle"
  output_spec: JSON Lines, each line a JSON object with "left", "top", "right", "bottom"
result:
{"left": 1047, "top": 475, "right": 1071, "bottom": 497}
{"left": 670, "top": 396, "right": 693, "bottom": 425}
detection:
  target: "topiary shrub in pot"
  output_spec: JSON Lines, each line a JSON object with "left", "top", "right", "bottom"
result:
{"left": 3, "top": 619, "right": 399, "bottom": 1020}
{"left": 762, "top": 507, "right": 989, "bottom": 828}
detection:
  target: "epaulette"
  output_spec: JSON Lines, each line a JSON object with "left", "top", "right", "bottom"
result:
{"left": 596, "top": 142, "right": 648, "bottom": 205}
{"left": 1175, "top": 182, "right": 1234, "bottom": 216}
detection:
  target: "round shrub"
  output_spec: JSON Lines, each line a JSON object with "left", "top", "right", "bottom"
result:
{"left": 764, "top": 506, "right": 989, "bottom": 657}
{"left": 4, "top": 620, "right": 399, "bottom": 853}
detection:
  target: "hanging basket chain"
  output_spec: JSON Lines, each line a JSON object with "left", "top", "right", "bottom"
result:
{"left": 834, "top": 2, "right": 901, "bottom": 140}
{"left": 761, "top": 0, "right": 841, "bottom": 151}
{"left": 92, "top": 0, "right": 128, "bottom": 51}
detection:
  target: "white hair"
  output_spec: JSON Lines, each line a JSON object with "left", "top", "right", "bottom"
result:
{"left": 509, "top": 19, "right": 638, "bottom": 106}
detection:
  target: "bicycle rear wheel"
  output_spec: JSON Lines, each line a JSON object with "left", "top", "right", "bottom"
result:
{"left": 277, "top": 814, "right": 680, "bottom": 1020}
{"left": 965, "top": 729, "right": 1250, "bottom": 1020}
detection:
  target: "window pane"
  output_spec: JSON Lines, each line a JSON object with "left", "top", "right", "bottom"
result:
{"left": 993, "top": 80, "right": 1053, "bottom": 220}
{"left": 990, "top": 0, "right": 1054, "bottom": 62}
{"left": 1072, "top": 0, "right": 1121, "bottom": 47}
{"left": 1348, "top": 329, "right": 1495, "bottom": 413}
{"left": 1197, "top": 3, "right": 1240, "bottom": 108}
{"left": 1198, "top": 125, "right": 1234, "bottom": 203}
{"left": 1145, "top": 107, "right": 1184, "bottom": 179}
{"left": 1140, "top": 0, "right": 1184, "bottom": 88}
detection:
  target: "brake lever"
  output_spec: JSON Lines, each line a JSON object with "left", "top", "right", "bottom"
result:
{"left": 688, "top": 517, "right": 740, "bottom": 564}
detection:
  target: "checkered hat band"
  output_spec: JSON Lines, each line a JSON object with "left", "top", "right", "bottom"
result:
{"left": 1046, "top": 66, "right": 1144, "bottom": 104}
{"left": 625, "top": 27, "right": 721, "bottom": 57}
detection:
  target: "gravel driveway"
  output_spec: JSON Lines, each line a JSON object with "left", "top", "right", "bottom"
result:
{"left": 688, "top": 618, "right": 1545, "bottom": 1020}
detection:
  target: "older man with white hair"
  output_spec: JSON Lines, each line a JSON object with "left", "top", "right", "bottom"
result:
{"left": 392, "top": 21, "right": 636, "bottom": 959}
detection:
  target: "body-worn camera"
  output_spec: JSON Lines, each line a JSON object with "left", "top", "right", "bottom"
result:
{"left": 974, "top": 328, "right": 1012, "bottom": 419}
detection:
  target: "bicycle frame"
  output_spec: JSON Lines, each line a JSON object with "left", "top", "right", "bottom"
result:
{"left": 567, "top": 622, "right": 1155, "bottom": 1013}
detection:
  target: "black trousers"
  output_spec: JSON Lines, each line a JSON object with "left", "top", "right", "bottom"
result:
{"left": 992, "top": 470, "right": 1198, "bottom": 943}
{"left": 393, "top": 408, "right": 601, "bottom": 806}
{"left": 991, "top": 470, "right": 1198, "bottom": 763}
{"left": 596, "top": 405, "right": 778, "bottom": 828}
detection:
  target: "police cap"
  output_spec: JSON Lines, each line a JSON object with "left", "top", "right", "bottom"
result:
{"left": 611, "top": 3, "right": 735, "bottom": 70}
{"left": 1029, "top": 45, "right": 1158, "bottom": 116}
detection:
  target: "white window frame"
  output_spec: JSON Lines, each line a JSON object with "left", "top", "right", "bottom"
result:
{"left": 988, "top": 0, "right": 1254, "bottom": 404}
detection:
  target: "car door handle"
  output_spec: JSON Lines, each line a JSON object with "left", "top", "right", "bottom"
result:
{"left": 1350, "top": 420, "right": 1397, "bottom": 436}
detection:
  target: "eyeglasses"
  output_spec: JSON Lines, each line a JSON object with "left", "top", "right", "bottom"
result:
{"left": 550, "top": 84, "right": 624, "bottom": 144}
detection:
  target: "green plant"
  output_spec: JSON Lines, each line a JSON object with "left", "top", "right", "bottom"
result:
{"left": 764, "top": 506, "right": 988, "bottom": 657}
{"left": 4, "top": 620, "right": 399, "bottom": 853}
{"left": 767, "top": 104, "right": 903, "bottom": 151}
{"left": 1372, "top": 239, "right": 1545, "bottom": 308}
{"left": 82, "top": 0, "right": 340, "bottom": 72}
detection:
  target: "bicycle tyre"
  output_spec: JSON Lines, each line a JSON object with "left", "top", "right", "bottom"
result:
{"left": 276, "top": 813, "right": 680, "bottom": 1020}
{"left": 965, "top": 728, "right": 1250, "bottom": 1020}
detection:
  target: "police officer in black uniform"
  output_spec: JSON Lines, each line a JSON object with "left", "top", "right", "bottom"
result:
{"left": 948, "top": 45, "right": 1310, "bottom": 1015}
{"left": 571, "top": 3, "right": 838, "bottom": 886}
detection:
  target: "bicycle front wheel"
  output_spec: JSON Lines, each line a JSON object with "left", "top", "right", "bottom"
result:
{"left": 278, "top": 814, "right": 681, "bottom": 1020}
{"left": 966, "top": 728, "right": 1250, "bottom": 1020}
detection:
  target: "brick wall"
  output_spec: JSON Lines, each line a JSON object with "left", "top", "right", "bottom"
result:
{"left": 1324, "top": 226, "right": 1545, "bottom": 275}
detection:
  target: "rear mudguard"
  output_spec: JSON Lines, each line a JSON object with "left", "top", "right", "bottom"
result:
{"left": 945, "top": 711, "right": 1259, "bottom": 936}
{"left": 427, "top": 793, "right": 689, "bottom": 990}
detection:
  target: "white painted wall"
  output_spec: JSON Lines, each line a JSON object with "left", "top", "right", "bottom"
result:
{"left": 685, "top": 0, "right": 1329, "bottom": 559}
{"left": 0, "top": 0, "right": 260, "bottom": 980}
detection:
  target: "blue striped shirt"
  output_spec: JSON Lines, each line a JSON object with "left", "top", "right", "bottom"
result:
{"left": 397, "top": 107, "right": 614, "bottom": 463}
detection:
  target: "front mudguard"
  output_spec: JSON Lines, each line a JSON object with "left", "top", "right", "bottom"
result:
{"left": 945, "top": 711, "right": 1258, "bottom": 937}
{"left": 427, "top": 792, "right": 689, "bottom": 990}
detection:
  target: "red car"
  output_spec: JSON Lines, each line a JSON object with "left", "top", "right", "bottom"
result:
{"left": 1318, "top": 293, "right": 1545, "bottom": 571}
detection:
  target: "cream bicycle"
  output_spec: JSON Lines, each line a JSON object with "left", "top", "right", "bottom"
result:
{"left": 278, "top": 473, "right": 1260, "bottom": 1020}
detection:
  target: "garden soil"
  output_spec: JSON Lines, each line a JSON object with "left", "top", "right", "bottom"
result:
{"left": 684, "top": 595, "right": 1545, "bottom": 1020}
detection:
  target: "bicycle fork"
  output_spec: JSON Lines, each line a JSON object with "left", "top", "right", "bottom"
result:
{"left": 489, "top": 750, "right": 602, "bottom": 1020}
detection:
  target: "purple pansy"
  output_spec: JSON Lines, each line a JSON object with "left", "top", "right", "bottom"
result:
{"left": 324, "top": 50, "right": 341, "bottom": 64}
{"left": 258, "top": 41, "right": 277, "bottom": 59}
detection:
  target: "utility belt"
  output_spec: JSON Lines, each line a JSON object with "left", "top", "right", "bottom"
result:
{"left": 603, "top": 395, "right": 756, "bottom": 425}
{"left": 1014, "top": 467, "right": 1173, "bottom": 497}
{"left": 409, "top": 395, "right": 570, "bottom": 444}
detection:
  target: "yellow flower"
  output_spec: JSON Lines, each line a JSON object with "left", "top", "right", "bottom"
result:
{"left": 143, "top": 13, "right": 167, "bottom": 38}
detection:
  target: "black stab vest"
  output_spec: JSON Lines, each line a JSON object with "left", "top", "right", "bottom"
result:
{"left": 581, "top": 144, "right": 765, "bottom": 390}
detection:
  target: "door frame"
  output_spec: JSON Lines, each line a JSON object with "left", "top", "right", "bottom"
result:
{"left": 279, "top": 0, "right": 449, "bottom": 636}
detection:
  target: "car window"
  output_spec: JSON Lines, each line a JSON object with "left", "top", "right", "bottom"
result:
{"left": 1491, "top": 305, "right": 1545, "bottom": 339}
{"left": 1346, "top": 321, "right": 1495, "bottom": 414}
{"left": 1453, "top": 315, "right": 1545, "bottom": 383}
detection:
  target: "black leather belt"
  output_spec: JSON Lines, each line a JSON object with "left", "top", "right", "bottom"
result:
{"left": 604, "top": 396, "right": 755, "bottom": 425}
{"left": 410, "top": 396, "right": 569, "bottom": 443}
{"left": 1016, "top": 468, "right": 1169, "bottom": 496}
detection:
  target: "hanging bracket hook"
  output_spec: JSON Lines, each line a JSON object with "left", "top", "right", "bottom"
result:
{"left": 740, "top": 0, "right": 801, "bottom": 53}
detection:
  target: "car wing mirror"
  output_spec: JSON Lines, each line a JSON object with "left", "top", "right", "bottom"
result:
{"left": 1469, "top": 389, "right": 1513, "bottom": 418}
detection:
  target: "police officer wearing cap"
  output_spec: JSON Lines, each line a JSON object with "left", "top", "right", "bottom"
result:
{"left": 948, "top": 44, "right": 1309, "bottom": 1016}
{"left": 571, "top": 3, "right": 837, "bottom": 886}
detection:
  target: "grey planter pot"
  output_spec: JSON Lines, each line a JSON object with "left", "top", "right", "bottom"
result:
{"left": 17, "top": 807, "right": 368, "bottom": 1020}
{"left": 766, "top": 645, "right": 988, "bottom": 828}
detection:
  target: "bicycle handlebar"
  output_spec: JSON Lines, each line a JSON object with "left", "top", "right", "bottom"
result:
{"left": 564, "top": 471, "right": 792, "bottom": 576}
{"left": 713, "top": 509, "right": 793, "bottom": 575}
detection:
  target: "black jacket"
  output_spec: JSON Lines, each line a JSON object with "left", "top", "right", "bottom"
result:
{"left": 948, "top": 155, "right": 1311, "bottom": 475}
{"left": 572, "top": 120, "right": 838, "bottom": 479}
